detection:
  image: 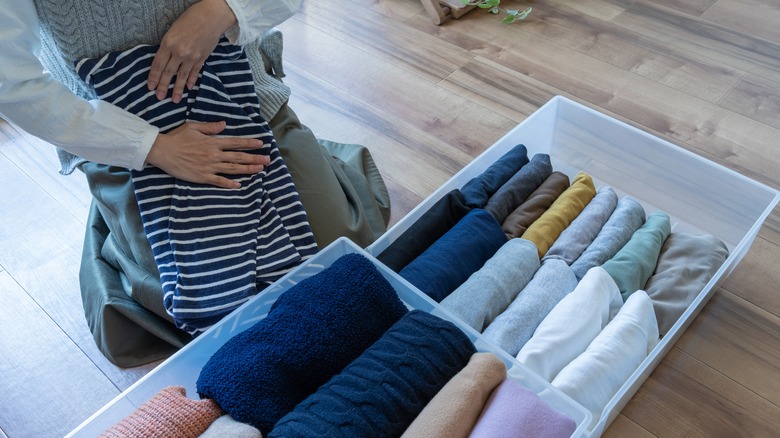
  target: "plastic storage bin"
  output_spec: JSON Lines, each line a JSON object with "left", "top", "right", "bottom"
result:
{"left": 67, "top": 237, "right": 592, "bottom": 437}
{"left": 367, "top": 95, "right": 780, "bottom": 437}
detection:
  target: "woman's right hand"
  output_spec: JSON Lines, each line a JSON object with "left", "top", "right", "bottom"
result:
{"left": 145, "top": 121, "right": 269, "bottom": 189}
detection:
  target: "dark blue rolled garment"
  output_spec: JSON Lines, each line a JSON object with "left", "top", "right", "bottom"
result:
{"left": 195, "top": 253, "right": 408, "bottom": 436}
{"left": 377, "top": 189, "right": 472, "bottom": 273}
{"left": 268, "top": 310, "right": 477, "bottom": 438}
{"left": 461, "top": 144, "right": 530, "bottom": 208}
{"left": 399, "top": 209, "right": 508, "bottom": 302}
{"left": 483, "top": 153, "right": 554, "bottom": 223}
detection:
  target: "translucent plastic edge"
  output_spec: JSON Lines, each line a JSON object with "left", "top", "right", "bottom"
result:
{"left": 67, "top": 236, "right": 592, "bottom": 437}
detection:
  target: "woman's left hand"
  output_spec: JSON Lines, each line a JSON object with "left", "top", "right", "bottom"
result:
{"left": 147, "top": 0, "right": 237, "bottom": 104}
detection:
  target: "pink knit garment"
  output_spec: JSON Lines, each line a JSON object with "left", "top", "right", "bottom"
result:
{"left": 100, "top": 386, "right": 223, "bottom": 438}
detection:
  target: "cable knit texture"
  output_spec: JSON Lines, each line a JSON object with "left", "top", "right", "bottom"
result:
{"left": 32, "top": 0, "right": 291, "bottom": 174}
{"left": 196, "top": 253, "right": 408, "bottom": 436}
{"left": 100, "top": 386, "right": 222, "bottom": 438}
{"left": 269, "top": 310, "right": 477, "bottom": 438}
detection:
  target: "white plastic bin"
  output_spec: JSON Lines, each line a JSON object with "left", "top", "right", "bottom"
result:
{"left": 68, "top": 237, "right": 592, "bottom": 437}
{"left": 367, "top": 95, "right": 780, "bottom": 437}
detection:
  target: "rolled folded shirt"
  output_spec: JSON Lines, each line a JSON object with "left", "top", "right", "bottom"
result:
{"left": 461, "top": 144, "right": 531, "bottom": 208}
{"left": 399, "top": 209, "right": 508, "bottom": 302}
{"left": 269, "top": 310, "right": 476, "bottom": 438}
{"left": 401, "top": 353, "right": 507, "bottom": 438}
{"left": 482, "top": 258, "right": 579, "bottom": 356}
{"left": 469, "top": 379, "right": 577, "bottom": 438}
{"left": 551, "top": 290, "right": 660, "bottom": 424}
{"left": 483, "top": 153, "right": 554, "bottom": 223}
{"left": 644, "top": 233, "right": 729, "bottom": 336}
{"left": 543, "top": 186, "right": 618, "bottom": 265}
{"left": 601, "top": 211, "right": 671, "bottom": 301}
{"left": 441, "top": 238, "right": 540, "bottom": 332}
{"left": 196, "top": 253, "right": 408, "bottom": 435}
{"left": 521, "top": 172, "right": 597, "bottom": 259}
{"left": 516, "top": 266, "right": 623, "bottom": 382}
{"left": 100, "top": 386, "right": 222, "bottom": 438}
{"left": 501, "top": 171, "right": 571, "bottom": 239}
{"left": 377, "top": 189, "right": 472, "bottom": 272}
{"left": 570, "top": 196, "right": 646, "bottom": 280}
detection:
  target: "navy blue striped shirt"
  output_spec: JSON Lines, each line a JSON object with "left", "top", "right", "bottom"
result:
{"left": 76, "top": 39, "right": 318, "bottom": 335}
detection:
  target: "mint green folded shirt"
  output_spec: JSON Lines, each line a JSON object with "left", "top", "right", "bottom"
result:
{"left": 601, "top": 211, "right": 672, "bottom": 302}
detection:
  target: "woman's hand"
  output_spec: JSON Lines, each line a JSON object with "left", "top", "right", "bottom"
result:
{"left": 145, "top": 121, "right": 269, "bottom": 189}
{"left": 147, "top": 0, "right": 237, "bottom": 103}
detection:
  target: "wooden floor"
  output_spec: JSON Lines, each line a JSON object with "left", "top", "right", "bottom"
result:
{"left": 1, "top": 0, "right": 779, "bottom": 436}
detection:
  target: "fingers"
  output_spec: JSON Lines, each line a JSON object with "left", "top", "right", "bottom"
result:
{"left": 171, "top": 64, "right": 192, "bottom": 103}
{"left": 223, "top": 150, "right": 271, "bottom": 166}
{"left": 209, "top": 175, "right": 242, "bottom": 190}
{"left": 148, "top": 48, "right": 202, "bottom": 103}
{"left": 147, "top": 48, "right": 171, "bottom": 95}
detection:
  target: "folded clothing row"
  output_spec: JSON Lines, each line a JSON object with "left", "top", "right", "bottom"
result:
{"left": 99, "top": 253, "right": 578, "bottom": 438}
{"left": 377, "top": 144, "right": 729, "bottom": 425}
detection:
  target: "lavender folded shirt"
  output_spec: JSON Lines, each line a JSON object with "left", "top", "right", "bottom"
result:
{"left": 469, "top": 379, "right": 577, "bottom": 438}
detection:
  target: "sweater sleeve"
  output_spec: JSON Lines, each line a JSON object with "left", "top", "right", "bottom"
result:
{"left": 223, "top": 0, "right": 302, "bottom": 45}
{"left": 0, "top": 0, "right": 157, "bottom": 171}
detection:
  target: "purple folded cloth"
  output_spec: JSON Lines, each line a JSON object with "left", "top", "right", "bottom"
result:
{"left": 470, "top": 379, "right": 577, "bottom": 438}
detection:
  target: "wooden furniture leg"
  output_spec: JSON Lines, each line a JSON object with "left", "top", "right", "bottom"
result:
{"left": 420, "top": 0, "right": 476, "bottom": 25}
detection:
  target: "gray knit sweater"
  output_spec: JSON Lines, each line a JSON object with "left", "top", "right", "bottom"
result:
{"left": 33, "top": 0, "right": 290, "bottom": 174}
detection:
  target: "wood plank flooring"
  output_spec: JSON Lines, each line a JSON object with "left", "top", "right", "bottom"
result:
{"left": 1, "top": 0, "right": 778, "bottom": 436}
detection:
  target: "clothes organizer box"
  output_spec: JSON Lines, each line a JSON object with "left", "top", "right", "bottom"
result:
{"left": 367, "top": 95, "right": 780, "bottom": 437}
{"left": 67, "top": 237, "right": 593, "bottom": 437}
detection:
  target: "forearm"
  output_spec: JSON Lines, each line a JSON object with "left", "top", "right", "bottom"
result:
{"left": 223, "top": 0, "right": 303, "bottom": 45}
{"left": 0, "top": 0, "right": 157, "bottom": 170}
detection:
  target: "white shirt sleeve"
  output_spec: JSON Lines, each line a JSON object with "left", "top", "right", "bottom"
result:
{"left": 0, "top": 1, "right": 157, "bottom": 171}
{"left": 223, "top": 0, "right": 303, "bottom": 45}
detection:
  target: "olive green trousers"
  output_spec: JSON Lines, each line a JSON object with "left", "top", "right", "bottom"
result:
{"left": 79, "top": 103, "right": 390, "bottom": 367}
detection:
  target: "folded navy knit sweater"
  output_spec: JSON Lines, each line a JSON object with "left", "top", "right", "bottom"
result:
{"left": 196, "top": 253, "right": 408, "bottom": 435}
{"left": 269, "top": 310, "right": 477, "bottom": 437}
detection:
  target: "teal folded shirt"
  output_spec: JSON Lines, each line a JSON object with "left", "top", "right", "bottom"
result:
{"left": 601, "top": 211, "right": 671, "bottom": 301}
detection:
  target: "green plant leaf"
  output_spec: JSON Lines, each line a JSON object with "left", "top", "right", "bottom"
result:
{"left": 517, "top": 7, "right": 533, "bottom": 20}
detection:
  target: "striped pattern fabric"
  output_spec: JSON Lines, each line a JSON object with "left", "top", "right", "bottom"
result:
{"left": 76, "top": 39, "right": 318, "bottom": 335}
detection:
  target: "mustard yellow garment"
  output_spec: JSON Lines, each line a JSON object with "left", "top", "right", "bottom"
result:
{"left": 521, "top": 172, "right": 596, "bottom": 258}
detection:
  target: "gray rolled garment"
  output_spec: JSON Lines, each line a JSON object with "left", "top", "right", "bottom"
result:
{"left": 440, "top": 238, "right": 540, "bottom": 332}
{"left": 543, "top": 186, "right": 618, "bottom": 265}
{"left": 644, "top": 233, "right": 728, "bottom": 336}
{"left": 482, "top": 258, "right": 579, "bottom": 356}
{"left": 570, "top": 196, "right": 646, "bottom": 280}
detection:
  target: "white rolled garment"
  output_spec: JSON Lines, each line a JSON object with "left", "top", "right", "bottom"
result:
{"left": 515, "top": 266, "right": 623, "bottom": 382}
{"left": 551, "top": 290, "right": 659, "bottom": 424}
